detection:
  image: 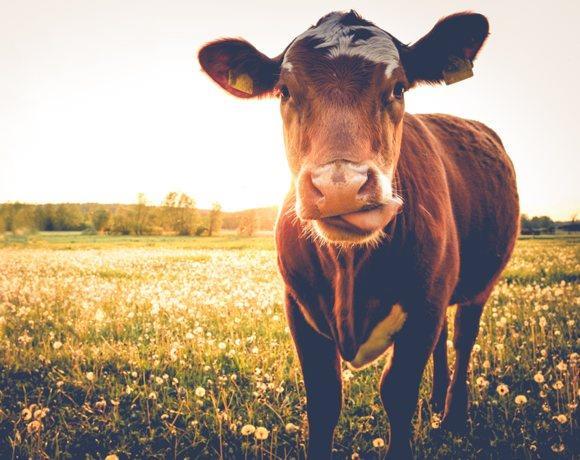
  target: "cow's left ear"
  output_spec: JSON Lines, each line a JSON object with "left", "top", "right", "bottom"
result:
{"left": 198, "top": 38, "right": 283, "bottom": 98}
{"left": 401, "top": 12, "right": 489, "bottom": 86}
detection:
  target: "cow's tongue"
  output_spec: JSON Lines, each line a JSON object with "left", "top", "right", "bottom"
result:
{"left": 340, "top": 198, "right": 402, "bottom": 232}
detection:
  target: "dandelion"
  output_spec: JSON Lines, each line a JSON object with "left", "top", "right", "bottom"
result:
{"left": 556, "top": 361, "right": 568, "bottom": 372}
{"left": 431, "top": 414, "right": 441, "bottom": 429}
{"left": 21, "top": 408, "right": 32, "bottom": 421}
{"left": 240, "top": 424, "right": 256, "bottom": 436}
{"left": 195, "top": 386, "right": 206, "bottom": 398}
{"left": 372, "top": 438, "right": 385, "bottom": 448}
{"left": 539, "top": 316, "right": 547, "bottom": 328}
{"left": 542, "top": 403, "right": 551, "bottom": 412}
{"left": 155, "top": 376, "right": 163, "bottom": 385}
{"left": 343, "top": 369, "right": 354, "bottom": 382}
{"left": 552, "top": 380, "right": 564, "bottom": 390}
{"left": 52, "top": 341, "right": 62, "bottom": 350}
{"left": 148, "top": 391, "right": 157, "bottom": 400}
{"left": 105, "top": 455, "right": 120, "bottom": 460}
{"left": 95, "top": 400, "right": 106, "bottom": 412}
{"left": 515, "top": 395, "right": 528, "bottom": 405}
{"left": 255, "top": 427, "right": 269, "bottom": 440}
{"left": 476, "top": 376, "right": 489, "bottom": 388}
{"left": 533, "top": 372, "right": 545, "bottom": 383}
{"left": 86, "top": 371, "right": 95, "bottom": 382}
{"left": 554, "top": 414, "right": 568, "bottom": 424}
{"left": 285, "top": 422, "right": 299, "bottom": 434}
{"left": 496, "top": 384, "right": 509, "bottom": 396}
{"left": 27, "top": 420, "right": 42, "bottom": 434}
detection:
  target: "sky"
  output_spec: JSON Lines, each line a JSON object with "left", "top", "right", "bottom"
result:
{"left": 1, "top": 0, "right": 578, "bottom": 219}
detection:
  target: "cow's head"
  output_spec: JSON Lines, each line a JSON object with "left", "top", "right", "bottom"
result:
{"left": 199, "top": 11, "right": 488, "bottom": 245}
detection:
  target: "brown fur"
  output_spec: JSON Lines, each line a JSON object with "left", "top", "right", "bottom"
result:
{"left": 277, "top": 113, "right": 518, "bottom": 457}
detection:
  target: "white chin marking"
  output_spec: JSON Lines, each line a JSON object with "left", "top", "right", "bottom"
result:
{"left": 283, "top": 12, "right": 400, "bottom": 71}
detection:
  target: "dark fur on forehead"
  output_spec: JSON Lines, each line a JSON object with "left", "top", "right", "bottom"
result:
{"left": 313, "top": 10, "right": 376, "bottom": 29}
{"left": 338, "top": 10, "right": 374, "bottom": 27}
{"left": 290, "top": 53, "right": 379, "bottom": 105}
{"left": 351, "top": 28, "right": 376, "bottom": 42}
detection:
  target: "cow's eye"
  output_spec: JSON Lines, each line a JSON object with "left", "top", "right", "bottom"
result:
{"left": 278, "top": 85, "right": 290, "bottom": 100}
{"left": 393, "top": 82, "right": 405, "bottom": 99}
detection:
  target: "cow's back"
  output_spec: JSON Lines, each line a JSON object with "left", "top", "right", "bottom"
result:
{"left": 404, "top": 113, "right": 519, "bottom": 304}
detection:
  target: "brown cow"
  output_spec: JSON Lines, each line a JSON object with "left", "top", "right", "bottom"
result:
{"left": 199, "top": 10, "right": 519, "bottom": 459}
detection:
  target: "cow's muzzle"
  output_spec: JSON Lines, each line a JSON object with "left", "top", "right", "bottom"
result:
{"left": 296, "top": 160, "right": 402, "bottom": 238}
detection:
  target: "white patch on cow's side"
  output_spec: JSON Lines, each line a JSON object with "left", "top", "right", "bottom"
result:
{"left": 282, "top": 12, "right": 400, "bottom": 73}
{"left": 348, "top": 303, "right": 407, "bottom": 370}
{"left": 282, "top": 61, "right": 293, "bottom": 72}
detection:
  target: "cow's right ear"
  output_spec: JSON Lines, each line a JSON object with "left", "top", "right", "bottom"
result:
{"left": 401, "top": 13, "right": 489, "bottom": 86}
{"left": 198, "top": 39, "right": 282, "bottom": 98}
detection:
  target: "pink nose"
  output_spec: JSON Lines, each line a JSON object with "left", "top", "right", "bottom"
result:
{"left": 298, "top": 161, "right": 376, "bottom": 219}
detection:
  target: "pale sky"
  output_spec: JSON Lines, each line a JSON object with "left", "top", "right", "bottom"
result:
{"left": 1, "top": 0, "right": 578, "bottom": 219}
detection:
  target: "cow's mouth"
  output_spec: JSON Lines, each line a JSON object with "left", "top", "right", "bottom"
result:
{"left": 313, "top": 198, "right": 402, "bottom": 243}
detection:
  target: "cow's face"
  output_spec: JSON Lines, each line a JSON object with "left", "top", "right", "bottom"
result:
{"left": 199, "top": 11, "right": 488, "bottom": 245}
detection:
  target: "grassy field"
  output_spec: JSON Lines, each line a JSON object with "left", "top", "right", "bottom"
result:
{"left": 0, "top": 234, "right": 578, "bottom": 459}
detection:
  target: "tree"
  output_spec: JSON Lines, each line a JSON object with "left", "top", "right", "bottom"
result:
{"left": 163, "top": 192, "right": 179, "bottom": 232}
{"left": 176, "top": 193, "right": 198, "bottom": 236}
{"left": 208, "top": 202, "right": 223, "bottom": 236}
{"left": 92, "top": 208, "right": 110, "bottom": 233}
{"left": 162, "top": 192, "right": 198, "bottom": 235}
{"left": 238, "top": 209, "right": 258, "bottom": 237}
{"left": 12, "top": 206, "right": 37, "bottom": 234}
{"left": 54, "top": 204, "right": 83, "bottom": 230}
{"left": 133, "top": 193, "right": 148, "bottom": 235}
{"left": 521, "top": 214, "right": 555, "bottom": 235}
{"left": 110, "top": 208, "right": 132, "bottom": 235}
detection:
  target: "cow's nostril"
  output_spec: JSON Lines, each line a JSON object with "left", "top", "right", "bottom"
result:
{"left": 357, "top": 170, "right": 375, "bottom": 198}
{"left": 309, "top": 173, "right": 325, "bottom": 200}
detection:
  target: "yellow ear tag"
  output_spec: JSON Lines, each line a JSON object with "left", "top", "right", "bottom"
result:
{"left": 228, "top": 71, "right": 254, "bottom": 95}
{"left": 443, "top": 56, "right": 474, "bottom": 85}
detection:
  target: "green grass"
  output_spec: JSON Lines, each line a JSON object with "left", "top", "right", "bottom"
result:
{"left": 0, "top": 236, "right": 577, "bottom": 459}
{"left": 1, "top": 232, "right": 276, "bottom": 251}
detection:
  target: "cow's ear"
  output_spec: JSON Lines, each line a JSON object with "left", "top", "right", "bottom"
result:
{"left": 198, "top": 39, "right": 282, "bottom": 98}
{"left": 402, "top": 13, "right": 489, "bottom": 85}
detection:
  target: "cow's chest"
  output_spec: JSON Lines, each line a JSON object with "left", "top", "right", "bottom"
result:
{"left": 347, "top": 303, "right": 407, "bottom": 369}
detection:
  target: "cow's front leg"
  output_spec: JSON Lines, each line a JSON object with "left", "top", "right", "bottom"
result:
{"left": 380, "top": 309, "right": 444, "bottom": 459}
{"left": 285, "top": 292, "right": 342, "bottom": 459}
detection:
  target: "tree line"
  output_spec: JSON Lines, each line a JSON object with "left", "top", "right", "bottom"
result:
{"left": 0, "top": 193, "right": 278, "bottom": 237}
{"left": 1, "top": 201, "right": 574, "bottom": 237}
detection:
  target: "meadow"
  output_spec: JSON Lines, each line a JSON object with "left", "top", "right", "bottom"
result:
{"left": 0, "top": 234, "right": 577, "bottom": 459}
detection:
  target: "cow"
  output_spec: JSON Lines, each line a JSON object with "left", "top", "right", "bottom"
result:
{"left": 198, "top": 10, "right": 519, "bottom": 459}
